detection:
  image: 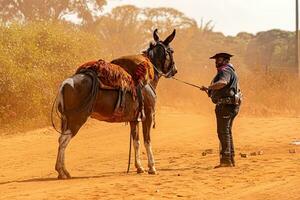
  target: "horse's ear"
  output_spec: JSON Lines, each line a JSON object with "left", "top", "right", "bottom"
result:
{"left": 149, "top": 42, "right": 155, "bottom": 49}
{"left": 153, "top": 29, "right": 159, "bottom": 42}
{"left": 163, "top": 29, "right": 176, "bottom": 45}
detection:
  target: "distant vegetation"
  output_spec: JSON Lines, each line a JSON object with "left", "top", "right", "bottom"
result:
{"left": 0, "top": 2, "right": 299, "bottom": 132}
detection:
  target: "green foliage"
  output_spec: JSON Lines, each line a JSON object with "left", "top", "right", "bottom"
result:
{"left": 0, "top": 22, "right": 101, "bottom": 130}
{"left": 0, "top": 0, "right": 106, "bottom": 24}
{"left": 246, "top": 29, "right": 296, "bottom": 69}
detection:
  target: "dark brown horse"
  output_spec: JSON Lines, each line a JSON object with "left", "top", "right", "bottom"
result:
{"left": 55, "top": 29, "right": 177, "bottom": 179}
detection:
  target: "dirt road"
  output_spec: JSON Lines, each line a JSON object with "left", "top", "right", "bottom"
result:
{"left": 0, "top": 111, "right": 299, "bottom": 199}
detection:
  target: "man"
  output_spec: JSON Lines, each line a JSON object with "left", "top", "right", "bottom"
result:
{"left": 200, "top": 53, "right": 242, "bottom": 168}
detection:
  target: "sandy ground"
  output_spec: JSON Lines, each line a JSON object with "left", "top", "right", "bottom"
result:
{"left": 0, "top": 111, "right": 300, "bottom": 200}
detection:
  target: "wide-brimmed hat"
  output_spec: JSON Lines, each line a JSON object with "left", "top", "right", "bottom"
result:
{"left": 209, "top": 53, "right": 233, "bottom": 59}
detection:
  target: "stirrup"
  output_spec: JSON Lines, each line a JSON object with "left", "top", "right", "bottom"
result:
{"left": 137, "top": 110, "right": 145, "bottom": 122}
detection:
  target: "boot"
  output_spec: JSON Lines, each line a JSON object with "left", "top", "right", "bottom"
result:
{"left": 231, "top": 156, "right": 235, "bottom": 167}
{"left": 214, "top": 157, "right": 234, "bottom": 169}
{"left": 214, "top": 162, "right": 234, "bottom": 168}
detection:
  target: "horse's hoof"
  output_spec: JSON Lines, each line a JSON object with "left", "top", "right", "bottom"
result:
{"left": 58, "top": 174, "right": 68, "bottom": 180}
{"left": 63, "top": 170, "right": 72, "bottom": 179}
{"left": 137, "top": 167, "right": 145, "bottom": 174}
{"left": 148, "top": 168, "right": 157, "bottom": 175}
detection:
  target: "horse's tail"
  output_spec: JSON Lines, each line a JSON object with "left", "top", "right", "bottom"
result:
{"left": 50, "top": 77, "right": 75, "bottom": 134}
{"left": 73, "top": 69, "right": 100, "bottom": 114}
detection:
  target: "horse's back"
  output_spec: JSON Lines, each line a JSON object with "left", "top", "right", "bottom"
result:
{"left": 111, "top": 54, "right": 154, "bottom": 84}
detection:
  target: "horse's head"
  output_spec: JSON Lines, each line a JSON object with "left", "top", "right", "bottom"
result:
{"left": 146, "top": 29, "right": 177, "bottom": 78}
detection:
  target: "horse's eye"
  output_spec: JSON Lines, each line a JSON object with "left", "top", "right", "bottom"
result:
{"left": 168, "top": 48, "right": 174, "bottom": 53}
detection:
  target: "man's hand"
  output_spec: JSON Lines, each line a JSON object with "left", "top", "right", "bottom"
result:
{"left": 200, "top": 86, "right": 210, "bottom": 96}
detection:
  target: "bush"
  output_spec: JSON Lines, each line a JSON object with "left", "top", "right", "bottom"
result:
{"left": 0, "top": 22, "right": 101, "bottom": 131}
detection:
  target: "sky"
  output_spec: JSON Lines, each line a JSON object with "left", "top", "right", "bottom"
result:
{"left": 103, "top": 0, "right": 295, "bottom": 36}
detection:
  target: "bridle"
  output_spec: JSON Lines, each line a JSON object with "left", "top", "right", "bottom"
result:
{"left": 146, "top": 42, "right": 176, "bottom": 78}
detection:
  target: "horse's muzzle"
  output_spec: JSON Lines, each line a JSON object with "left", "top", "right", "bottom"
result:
{"left": 171, "top": 65, "right": 178, "bottom": 76}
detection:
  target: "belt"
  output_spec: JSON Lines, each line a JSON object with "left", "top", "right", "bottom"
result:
{"left": 217, "top": 97, "right": 236, "bottom": 105}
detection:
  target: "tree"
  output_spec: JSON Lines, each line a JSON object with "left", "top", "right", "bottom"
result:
{"left": 92, "top": 5, "right": 146, "bottom": 58}
{"left": 92, "top": 5, "right": 199, "bottom": 58}
{"left": 0, "top": 0, "right": 106, "bottom": 24}
{"left": 246, "top": 29, "right": 295, "bottom": 69}
{"left": 142, "top": 7, "right": 197, "bottom": 35}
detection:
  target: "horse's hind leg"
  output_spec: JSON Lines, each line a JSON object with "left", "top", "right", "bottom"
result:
{"left": 130, "top": 121, "right": 144, "bottom": 173}
{"left": 55, "top": 115, "right": 87, "bottom": 179}
{"left": 55, "top": 73, "right": 94, "bottom": 179}
{"left": 142, "top": 115, "right": 157, "bottom": 175}
{"left": 55, "top": 130, "right": 72, "bottom": 179}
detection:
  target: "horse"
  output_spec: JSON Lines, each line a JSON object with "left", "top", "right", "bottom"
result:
{"left": 54, "top": 29, "right": 177, "bottom": 179}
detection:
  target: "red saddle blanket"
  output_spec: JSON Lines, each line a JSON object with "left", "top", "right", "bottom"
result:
{"left": 111, "top": 54, "right": 155, "bottom": 85}
{"left": 76, "top": 59, "right": 136, "bottom": 96}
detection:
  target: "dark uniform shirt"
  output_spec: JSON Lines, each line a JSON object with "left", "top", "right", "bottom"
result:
{"left": 209, "top": 64, "right": 239, "bottom": 104}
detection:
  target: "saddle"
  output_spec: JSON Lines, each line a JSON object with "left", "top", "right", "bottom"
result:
{"left": 76, "top": 55, "right": 155, "bottom": 119}
{"left": 76, "top": 59, "right": 136, "bottom": 95}
{"left": 76, "top": 59, "right": 137, "bottom": 116}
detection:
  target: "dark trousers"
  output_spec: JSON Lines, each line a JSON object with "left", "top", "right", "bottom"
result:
{"left": 215, "top": 104, "right": 239, "bottom": 164}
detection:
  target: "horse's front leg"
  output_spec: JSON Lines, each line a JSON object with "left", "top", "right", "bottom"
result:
{"left": 142, "top": 114, "right": 156, "bottom": 174}
{"left": 130, "top": 121, "right": 144, "bottom": 173}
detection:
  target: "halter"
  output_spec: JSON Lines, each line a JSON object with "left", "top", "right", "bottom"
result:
{"left": 146, "top": 42, "right": 175, "bottom": 78}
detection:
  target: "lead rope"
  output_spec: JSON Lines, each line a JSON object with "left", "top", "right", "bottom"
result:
{"left": 171, "top": 77, "right": 202, "bottom": 89}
